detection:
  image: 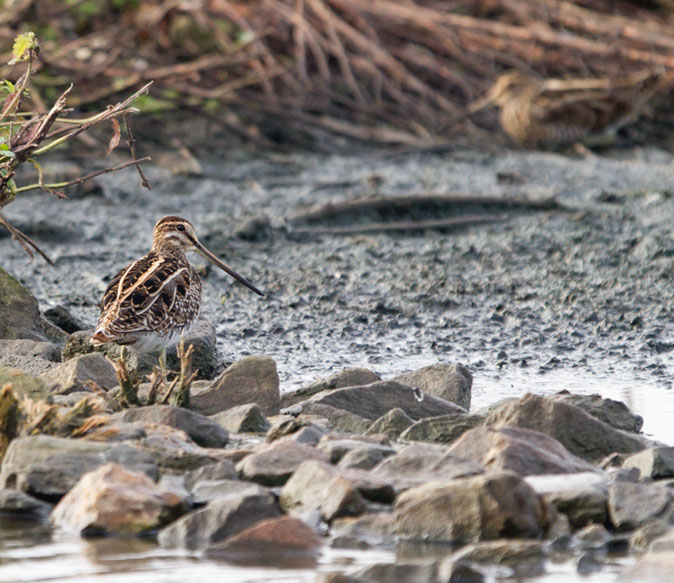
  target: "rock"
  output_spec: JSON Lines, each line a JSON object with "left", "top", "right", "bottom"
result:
{"left": 282, "top": 423, "right": 328, "bottom": 446}
{"left": 446, "top": 426, "right": 596, "bottom": 476}
{"left": 576, "top": 523, "right": 611, "bottom": 548}
{"left": 292, "top": 403, "right": 370, "bottom": 434}
{"left": 525, "top": 472, "right": 608, "bottom": 528}
{"left": 486, "top": 393, "right": 650, "bottom": 463}
{"left": 135, "top": 424, "right": 220, "bottom": 473}
{"left": 158, "top": 490, "right": 279, "bottom": 549}
{"left": 0, "top": 488, "right": 51, "bottom": 517}
{"left": 184, "top": 460, "right": 238, "bottom": 489}
{"left": 299, "top": 380, "right": 466, "bottom": 422}
{"left": 400, "top": 411, "right": 485, "bottom": 445}
{"left": 394, "top": 363, "right": 472, "bottom": 410}
{"left": 447, "top": 540, "right": 546, "bottom": 577}
{"left": 616, "top": 552, "right": 674, "bottom": 583}
{"left": 630, "top": 522, "right": 671, "bottom": 552}
{"left": 372, "top": 443, "right": 483, "bottom": 492}
{"left": 237, "top": 440, "right": 329, "bottom": 486}
{"left": 314, "top": 574, "right": 360, "bottom": 583}
{"left": 331, "top": 512, "right": 397, "bottom": 547}
{"left": 338, "top": 445, "right": 396, "bottom": 471}
{"left": 318, "top": 438, "right": 394, "bottom": 464}
{"left": 62, "top": 331, "right": 156, "bottom": 381}
{"left": 192, "top": 479, "right": 271, "bottom": 505}
{"left": 365, "top": 408, "right": 414, "bottom": 440}
{"left": 337, "top": 469, "right": 396, "bottom": 504}
{"left": 608, "top": 482, "right": 674, "bottom": 531}
{"left": 112, "top": 405, "right": 229, "bottom": 448}
{"left": 166, "top": 318, "right": 218, "bottom": 379}
{"left": 439, "top": 560, "right": 485, "bottom": 583}
{"left": 0, "top": 339, "right": 60, "bottom": 362}
{"left": 0, "top": 267, "right": 44, "bottom": 340}
{"left": 551, "top": 391, "right": 643, "bottom": 433}
{"left": 205, "top": 516, "right": 321, "bottom": 567}
{"left": 622, "top": 447, "right": 674, "bottom": 479}
{"left": 191, "top": 355, "right": 280, "bottom": 416}
{"left": 353, "top": 560, "right": 438, "bottom": 583}
{"left": 282, "top": 368, "right": 381, "bottom": 408}
{"left": 394, "top": 472, "right": 546, "bottom": 543}
{"left": 210, "top": 403, "right": 269, "bottom": 433}
{"left": 51, "top": 463, "right": 187, "bottom": 536}
{"left": 280, "top": 460, "right": 367, "bottom": 521}
{"left": 0, "top": 366, "right": 49, "bottom": 400}
{"left": 0, "top": 435, "right": 158, "bottom": 501}
{"left": 43, "top": 305, "right": 85, "bottom": 334}
{"left": 39, "top": 353, "right": 118, "bottom": 394}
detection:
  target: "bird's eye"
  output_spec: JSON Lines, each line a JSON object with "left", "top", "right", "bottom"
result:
{"left": 176, "top": 224, "right": 185, "bottom": 232}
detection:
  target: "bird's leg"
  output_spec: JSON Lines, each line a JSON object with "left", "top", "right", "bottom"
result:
{"left": 159, "top": 346, "right": 167, "bottom": 381}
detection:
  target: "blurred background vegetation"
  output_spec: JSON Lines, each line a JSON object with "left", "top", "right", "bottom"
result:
{"left": 1, "top": 0, "right": 674, "bottom": 149}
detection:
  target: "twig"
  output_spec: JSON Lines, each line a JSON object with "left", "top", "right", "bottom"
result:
{"left": 14, "top": 156, "right": 151, "bottom": 194}
{"left": 115, "top": 347, "right": 139, "bottom": 407}
{"left": 123, "top": 114, "right": 150, "bottom": 190}
{"left": 0, "top": 212, "right": 54, "bottom": 265}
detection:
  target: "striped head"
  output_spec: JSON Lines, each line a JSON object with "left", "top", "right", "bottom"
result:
{"left": 151, "top": 216, "right": 265, "bottom": 297}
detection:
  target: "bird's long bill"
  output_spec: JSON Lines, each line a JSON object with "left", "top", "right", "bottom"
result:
{"left": 194, "top": 240, "right": 265, "bottom": 297}
{"left": 467, "top": 91, "right": 495, "bottom": 114}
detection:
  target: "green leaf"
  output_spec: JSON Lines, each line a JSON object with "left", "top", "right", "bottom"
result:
{"left": 9, "top": 32, "right": 38, "bottom": 65}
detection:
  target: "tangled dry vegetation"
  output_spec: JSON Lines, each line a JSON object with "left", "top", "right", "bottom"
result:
{"left": 1, "top": 0, "right": 674, "bottom": 146}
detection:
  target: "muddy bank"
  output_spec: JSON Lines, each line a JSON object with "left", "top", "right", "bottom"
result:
{"left": 2, "top": 147, "right": 674, "bottom": 400}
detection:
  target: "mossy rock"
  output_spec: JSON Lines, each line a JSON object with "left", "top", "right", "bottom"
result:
{"left": 0, "top": 267, "right": 43, "bottom": 340}
{"left": 0, "top": 366, "right": 50, "bottom": 401}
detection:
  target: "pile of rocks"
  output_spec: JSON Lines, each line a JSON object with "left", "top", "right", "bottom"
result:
{"left": 1, "top": 267, "right": 673, "bottom": 583}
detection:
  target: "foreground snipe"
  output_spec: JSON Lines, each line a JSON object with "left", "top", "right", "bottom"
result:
{"left": 470, "top": 70, "right": 665, "bottom": 147}
{"left": 92, "top": 216, "right": 264, "bottom": 356}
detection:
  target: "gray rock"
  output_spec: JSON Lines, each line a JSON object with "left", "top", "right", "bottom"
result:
{"left": 291, "top": 403, "right": 370, "bottom": 434}
{"left": 210, "top": 403, "right": 269, "bottom": 433}
{"left": 616, "top": 552, "right": 674, "bottom": 583}
{"left": 166, "top": 318, "right": 218, "bottom": 379}
{"left": 353, "top": 560, "right": 438, "bottom": 583}
{"left": 338, "top": 445, "right": 396, "bottom": 471}
{"left": 282, "top": 368, "right": 381, "bottom": 408}
{"left": 184, "top": 461, "right": 238, "bottom": 489}
{"left": 630, "top": 522, "right": 671, "bottom": 552}
{"left": 447, "top": 426, "right": 596, "bottom": 476}
{"left": 486, "top": 393, "right": 650, "bottom": 463}
{"left": 438, "top": 560, "right": 485, "bottom": 583}
{"left": 394, "top": 363, "right": 472, "bottom": 410}
{"left": 395, "top": 472, "right": 546, "bottom": 543}
{"left": 446, "top": 540, "right": 546, "bottom": 577}
{"left": 365, "top": 408, "right": 414, "bottom": 440}
{"left": 608, "top": 482, "right": 674, "bottom": 531}
{"left": 0, "top": 488, "right": 51, "bottom": 517}
{"left": 112, "top": 405, "right": 229, "bottom": 448}
{"left": 299, "top": 380, "right": 466, "bottom": 422}
{"left": 371, "top": 443, "right": 483, "bottom": 493}
{"left": 331, "top": 512, "right": 397, "bottom": 546}
{"left": 39, "top": 353, "right": 118, "bottom": 394}
{"left": 576, "top": 523, "right": 611, "bottom": 549}
{"left": 525, "top": 472, "right": 609, "bottom": 528}
{"left": 551, "top": 390, "right": 643, "bottom": 433}
{"left": 0, "top": 339, "right": 60, "bottom": 362}
{"left": 649, "top": 529, "right": 674, "bottom": 553}
{"left": 0, "top": 267, "right": 45, "bottom": 340}
{"left": 0, "top": 435, "right": 157, "bottom": 500}
{"left": 318, "top": 438, "right": 393, "bottom": 464}
{"left": 191, "top": 355, "right": 280, "bottom": 416}
{"left": 236, "top": 440, "right": 329, "bottom": 486}
{"left": 43, "top": 305, "right": 86, "bottom": 334}
{"left": 400, "top": 411, "right": 485, "bottom": 445}
{"left": 282, "top": 424, "right": 328, "bottom": 446}
{"left": 280, "top": 460, "right": 367, "bottom": 521}
{"left": 191, "top": 479, "right": 271, "bottom": 505}
{"left": 0, "top": 366, "right": 49, "bottom": 400}
{"left": 158, "top": 490, "right": 279, "bottom": 549}
{"left": 622, "top": 447, "right": 674, "bottom": 479}
{"left": 51, "top": 463, "right": 187, "bottom": 536}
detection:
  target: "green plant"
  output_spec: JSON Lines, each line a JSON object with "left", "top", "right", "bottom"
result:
{"left": 0, "top": 32, "right": 152, "bottom": 264}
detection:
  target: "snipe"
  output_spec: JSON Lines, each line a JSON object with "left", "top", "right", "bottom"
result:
{"left": 91, "top": 216, "right": 264, "bottom": 363}
{"left": 469, "top": 69, "right": 665, "bottom": 147}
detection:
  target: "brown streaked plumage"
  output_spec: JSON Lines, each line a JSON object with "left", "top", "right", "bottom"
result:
{"left": 91, "top": 216, "right": 264, "bottom": 353}
{"left": 469, "top": 70, "right": 665, "bottom": 147}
